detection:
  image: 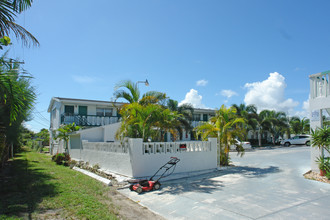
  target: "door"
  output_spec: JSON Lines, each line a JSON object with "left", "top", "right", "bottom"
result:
{"left": 78, "top": 106, "right": 87, "bottom": 116}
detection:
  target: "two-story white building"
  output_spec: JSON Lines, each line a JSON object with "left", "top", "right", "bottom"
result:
{"left": 309, "top": 70, "right": 330, "bottom": 171}
{"left": 48, "top": 97, "right": 126, "bottom": 153}
{"left": 47, "top": 97, "right": 217, "bottom": 153}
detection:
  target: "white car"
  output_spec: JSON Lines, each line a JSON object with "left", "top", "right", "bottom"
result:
{"left": 280, "top": 135, "right": 311, "bottom": 147}
{"left": 230, "top": 139, "right": 252, "bottom": 150}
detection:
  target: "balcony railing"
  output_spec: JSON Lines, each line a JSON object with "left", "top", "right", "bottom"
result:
{"left": 310, "top": 71, "right": 330, "bottom": 99}
{"left": 61, "top": 114, "right": 120, "bottom": 127}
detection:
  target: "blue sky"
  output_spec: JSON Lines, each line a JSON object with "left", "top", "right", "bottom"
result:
{"left": 7, "top": 0, "right": 330, "bottom": 132}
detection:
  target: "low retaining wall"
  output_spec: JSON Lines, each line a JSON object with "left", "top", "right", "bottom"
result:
{"left": 69, "top": 137, "right": 217, "bottom": 178}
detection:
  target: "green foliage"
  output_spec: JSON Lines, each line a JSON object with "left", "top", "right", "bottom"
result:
{"left": 195, "top": 104, "right": 246, "bottom": 166}
{"left": 52, "top": 152, "right": 71, "bottom": 165}
{"left": 0, "top": 36, "right": 11, "bottom": 49}
{"left": 113, "top": 79, "right": 167, "bottom": 105}
{"left": 311, "top": 126, "right": 330, "bottom": 154}
{"left": 0, "top": 54, "right": 36, "bottom": 168}
{"left": 55, "top": 123, "right": 80, "bottom": 152}
{"left": 0, "top": 0, "right": 39, "bottom": 47}
{"left": 116, "top": 102, "right": 182, "bottom": 142}
{"left": 0, "top": 149, "right": 118, "bottom": 219}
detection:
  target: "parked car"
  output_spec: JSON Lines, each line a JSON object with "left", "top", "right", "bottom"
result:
{"left": 230, "top": 139, "right": 252, "bottom": 150}
{"left": 280, "top": 135, "right": 311, "bottom": 147}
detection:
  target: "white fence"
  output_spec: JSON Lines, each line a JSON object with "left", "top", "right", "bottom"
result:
{"left": 69, "top": 137, "right": 217, "bottom": 178}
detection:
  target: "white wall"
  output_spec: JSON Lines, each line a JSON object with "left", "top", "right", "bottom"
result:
{"left": 80, "top": 127, "right": 104, "bottom": 142}
{"left": 69, "top": 137, "right": 218, "bottom": 178}
{"left": 104, "top": 123, "right": 121, "bottom": 142}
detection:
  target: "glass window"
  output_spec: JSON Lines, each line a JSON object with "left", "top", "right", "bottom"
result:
{"left": 193, "top": 114, "right": 201, "bottom": 121}
{"left": 64, "top": 105, "right": 74, "bottom": 116}
{"left": 96, "top": 108, "right": 113, "bottom": 117}
{"left": 104, "top": 108, "right": 113, "bottom": 117}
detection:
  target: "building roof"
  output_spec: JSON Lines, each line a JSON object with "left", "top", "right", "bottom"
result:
{"left": 47, "top": 97, "right": 128, "bottom": 112}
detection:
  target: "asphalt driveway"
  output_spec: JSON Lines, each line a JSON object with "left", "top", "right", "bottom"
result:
{"left": 118, "top": 147, "right": 330, "bottom": 219}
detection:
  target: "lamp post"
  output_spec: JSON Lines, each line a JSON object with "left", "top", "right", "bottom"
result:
{"left": 136, "top": 79, "right": 149, "bottom": 87}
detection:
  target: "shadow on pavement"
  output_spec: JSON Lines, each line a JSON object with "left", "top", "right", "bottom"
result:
{"left": 158, "top": 165, "right": 281, "bottom": 195}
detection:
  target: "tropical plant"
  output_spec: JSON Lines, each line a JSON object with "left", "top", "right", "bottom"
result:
{"left": 289, "top": 116, "right": 310, "bottom": 135}
{"left": 116, "top": 102, "right": 182, "bottom": 142}
{"left": 232, "top": 103, "right": 257, "bottom": 139}
{"left": 311, "top": 126, "right": 330, "bottom": 155}
{"left": 55, "top": 123, "right": 80, "bottom": 153}
{"left": 0, "top": 0, "right": 39, "bottom": 47}
{"left": 0, "top": 56, "right": 35, "bottom": 168}
{"left": 194, "top": 105, "right": 246, "bottom": 166}
{"left": 113, "top": 80, "right": 167, "bottom": 105}
{"left": 166, "top": 99, "right": 194, "bottom": 140}
{"left": 261, "top": 110, "right": 288, "bottom": 145}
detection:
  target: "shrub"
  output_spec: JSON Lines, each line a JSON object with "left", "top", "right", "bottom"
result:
{"left": 52, "top": 153, "right": 71, "bottom": 165}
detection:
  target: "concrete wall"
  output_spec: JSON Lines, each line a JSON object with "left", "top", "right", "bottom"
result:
{"left": 69, "top": 137, "right": 218, "bottom": 178}
{"left": 309, "top": 71, "right": 330, "bottom": 172}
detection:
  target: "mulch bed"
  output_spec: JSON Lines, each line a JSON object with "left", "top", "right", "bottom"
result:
{"left": 304, "top": 170, "right": 330, "bottom": 184}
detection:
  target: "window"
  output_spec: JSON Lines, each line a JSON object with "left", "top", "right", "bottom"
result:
{"left": 64, "top": 105, "right": 74, "bottom": 116}
{"left": 96, "top": 108, "right": 113, "bottom": 117}
{"left": 203, "top": 114, "right": 208, "bottom": 121}
{"left": 193, "top": 114, "right": 201, "bottom": 121}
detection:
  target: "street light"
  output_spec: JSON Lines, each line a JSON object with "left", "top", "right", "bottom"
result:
{"left": 136, "top": 79, "right": 149, "bottom": 87}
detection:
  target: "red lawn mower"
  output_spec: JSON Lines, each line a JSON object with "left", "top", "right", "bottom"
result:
{"left": 128, "top": 157, "right": 180, "bottom": 194}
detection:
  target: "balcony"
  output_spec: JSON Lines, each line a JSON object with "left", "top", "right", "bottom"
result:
{"left": 310, "top": 71, "right": 330, "bottom": 99}
{"left": 61, "top": 114, "right": 120, "bottom": 127}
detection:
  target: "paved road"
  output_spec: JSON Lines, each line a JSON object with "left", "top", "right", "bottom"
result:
{"left": 119, "top": 147, "right": 330, "bottom": 219}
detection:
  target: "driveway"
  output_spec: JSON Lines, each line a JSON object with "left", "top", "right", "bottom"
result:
{"left": 118, "top": 147, "right": 330, "bottom": 219}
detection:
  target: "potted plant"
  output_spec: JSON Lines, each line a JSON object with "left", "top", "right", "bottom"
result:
{"left": 311, "top": 127, "right": 330, "bottom": 176}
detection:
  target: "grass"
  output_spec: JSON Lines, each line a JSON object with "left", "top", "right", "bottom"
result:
{"left": 0, "top": 147, "right": 118, "bottom": 219}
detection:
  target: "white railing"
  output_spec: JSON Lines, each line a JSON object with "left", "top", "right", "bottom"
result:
{"left": 82, "top": 141, "right": 128, "bottom": 153}
{"left": 142, "top": 141, "right": 211, "bottom": 155}
{"left": 310, "top": 71, "right": 330, "bottom": 99}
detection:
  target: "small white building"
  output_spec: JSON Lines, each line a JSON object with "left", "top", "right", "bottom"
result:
{"left": 47, "top": 97, "right": 125, "bottom": 153}
{"left": 309, "top": 71, "right": 330, "bottom": 171}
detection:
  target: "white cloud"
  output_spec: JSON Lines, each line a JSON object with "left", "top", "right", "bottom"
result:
{"left": 179, "top": 89, "right": 207, "bottom": 108}
{"left": 294, "top": 99, "right": 310, "bottom": 118}
{"left": 220, "top": 89, "right": 238, "bottom": 98}
{"left": 244, "top": 72, "right": 299, "bottom": 113}
{"left": 72, "top": 75, "right": 99, "bottom": 84}
{"left": 196, "top": 79, "right": 208, "bottom": 86}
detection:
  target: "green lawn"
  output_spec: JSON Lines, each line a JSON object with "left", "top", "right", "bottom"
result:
{"left": 0, "top": 148, "right": 118, "bottom": 219}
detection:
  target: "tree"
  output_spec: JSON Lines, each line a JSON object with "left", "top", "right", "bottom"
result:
{"left": 113, "top": 80, "right": 167, "bottom": 105}
{"left": 195, "top": 105, "right": 246, "bottom": 166}
{"left": 0, "top": 0, "right": 39, "bottom": 47}
{"left": 289, "top": 116, "right": 310, "bottom": 135}
{"left": 166, "top": 99, "right": 194, "bottom": 140}
{"left": 232, "top": 103, "right": 257, "bottom": 139}
{"left": 116, "top": 102, "right": 182, "bottom": 142}
{"left": 311, "top": 126, "right": 330, "bottom": 155}
{"left": 261, "top": 110, "right": 288, "bottom": 145}
{"left": 0, "top": 56, "right": 36, "bottom": 167}
{"left": 55, "top": 123, "right": 80, "bottom": 153}
{"left": 36, "top": 128, "right": 50, "bottom": 146}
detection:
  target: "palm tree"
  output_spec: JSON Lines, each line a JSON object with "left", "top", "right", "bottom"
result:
{"left": 261, "top": 110, "right": 288, "bottom": 145}
{"left": 113, "top": 80, "right": 166, "bottom": 105}
{"left": 0, "top": 0, "right": 39, "bottom": 47}
{"left": 232, "top": 103, "right": 257, "bottom": 140}
{"left": 166, "top": 99, "right": 194, "bottom": 140}
{"left": 0, "top": 56, "right": 36, "bottom": 167}
{"left": 195, "top": 105, "right": 246, "bottom": 166}
{"left": 116, "top": 103, "right": 181, "bottom": 142}
{"left": 289, "top": 116, "right": 310, "bottom": 135}
{"left": 56, "top": 123, "right": 80, "bottom": 153}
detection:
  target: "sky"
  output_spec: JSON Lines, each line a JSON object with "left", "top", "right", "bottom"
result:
{"left": 7, "top": 0, "right": 330, "bottom": 132}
